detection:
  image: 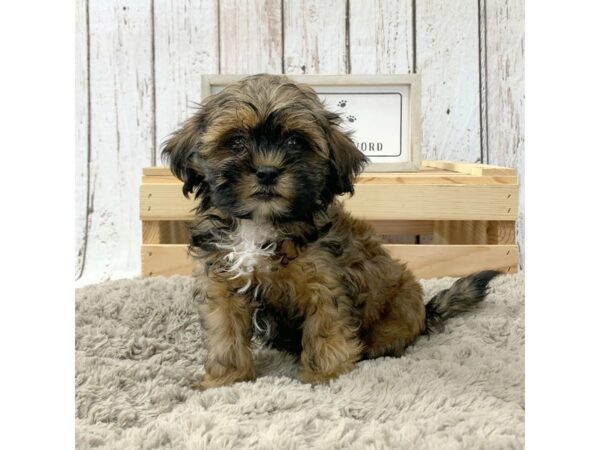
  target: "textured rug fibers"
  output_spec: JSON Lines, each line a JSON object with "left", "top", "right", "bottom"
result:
{"left": 75, "top": 273, "right": 524, "bottom": 449}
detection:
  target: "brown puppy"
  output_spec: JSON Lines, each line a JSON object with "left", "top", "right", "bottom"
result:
{"left": 162, "top": 74, "right": 499, "bottom": 389}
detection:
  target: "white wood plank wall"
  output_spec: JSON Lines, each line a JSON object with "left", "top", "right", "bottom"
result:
{"left": 75, "top": 0, "right": 525, "bottom": 284}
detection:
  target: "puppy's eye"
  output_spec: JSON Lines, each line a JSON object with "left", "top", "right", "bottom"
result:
{"left": 226, "top": 135, "right": 246, "bottom": 152}
{"left": 285, "top": 135, "right": 304, "bottom": 149}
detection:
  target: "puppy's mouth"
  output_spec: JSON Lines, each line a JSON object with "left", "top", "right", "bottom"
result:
{"left": 251, "top": 189, "right": 282, "bottom": 201}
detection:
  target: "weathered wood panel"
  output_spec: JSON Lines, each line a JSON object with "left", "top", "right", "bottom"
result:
{"left": 484, "top": 0, "right": 525, "bottom": 264}
{"left": 283, "top": 0, "right": 347, "bottom": 74}
{"left": 416, "top": 0, "right": 481, "bottom": 161}
{"left": 349, "top": 0, "right": 414, "bottom": 74}
{"left": 219, "top": 0, "right": 282, "bottom": 73}
{"left": 75, "top": 0, "right": 89, "bottom": 279}
{"left": 154, "top": 0, "right": 219, "bottom": 160}
{"left": 81, "top": 0, "right": 154, "bottom": 284}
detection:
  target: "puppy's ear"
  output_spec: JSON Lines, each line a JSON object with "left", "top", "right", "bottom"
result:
{"left": 325, "top": 114, "right": 368, "bottom": 196}
{"left": 161, "top": 113, "right": 207, "bottom": 199}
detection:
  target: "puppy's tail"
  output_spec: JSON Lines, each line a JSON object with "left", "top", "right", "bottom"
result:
{"left": 424, "top": 270, "right": 501, "bottom": 334}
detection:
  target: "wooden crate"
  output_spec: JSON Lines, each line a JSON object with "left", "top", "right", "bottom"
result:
{"left": 140, "top": 160, "right": 519, "bottom": 279}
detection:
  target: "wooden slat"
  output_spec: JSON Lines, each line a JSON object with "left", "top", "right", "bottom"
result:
{"left": 143, "top": 166, "right": 517, "bottom": 185}
{"left": 144, "top": 167, "right": 174, "bottom": 176}
{"left": 145, "top": 163, "right": 517, "bottom": 178}
{"left": 141, "top": 175, "right": 184, "bottom": 184}
{"left": 349, "top": 0, "right": 414, "bottom": 74}
{"left": 219, "top": 0, "right": 282, "bottom": 73}
{"left": 416, "top": 0, "right": 481, "bottom": 161}
{"left": 355, "top": 175, "right": 516, "bottom": 185}
{"left": 143, "top": 166, "right": 480, "bottom": 177}
{"left": 141, "top": 244, "right": 518, "bottom": 279}
{"left": 484, "top": 0, "right": 524, "bottom": 171}
{"left": 387, "top": 244, "right": 518, "bottom": 278}
{"left": 142, "top": 245, "right": 193, "bottom": 277}
{"left": 83, "top": 0, "right": 154, "bottom": 283}
{"left": 143, "top": 173, "right": 517, "bottom": 186}
{"left": 346, "top": 184, "right": 517, "bottom": 220}
{"left": 154, "top": 0, "right": 219, "bottom": 158}
{"left": 283, "top": 0, "right": 347, "bottom": 74}
{"left": 422, "top": 160, "right": 516, "bottom": 176}
{"left": 75, "top": 0, "right": 89, "bottom": 279}
{"left": 140, "top": 184, "right": 191, "bottom": 219}
{"left": 140, "top": 182, "right": 517, "bottom": 221}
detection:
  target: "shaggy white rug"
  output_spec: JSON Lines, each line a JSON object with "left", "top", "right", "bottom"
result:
{"left": 75, "top": 273, "right": 524, "bottom": 449}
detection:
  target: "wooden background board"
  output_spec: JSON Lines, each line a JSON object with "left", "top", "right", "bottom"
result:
{"left": 81, "top": 0, "right": 154, "bottom": 285}
{"left": 76, "top": 0, "right": 524, "bottom": 285}
{"left": 153, "top": 0, "right": 219, "bottom": 162}
{"left": 75, "top": 0, "right": 89, "bottom": 279}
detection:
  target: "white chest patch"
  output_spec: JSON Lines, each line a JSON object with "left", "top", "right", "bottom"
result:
{"left": 216, "top": 220, "right": 277, "bottom": 291}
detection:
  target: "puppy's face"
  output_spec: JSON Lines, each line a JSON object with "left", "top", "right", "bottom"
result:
{"left": 162, "top": 74, "right": 367, "bottom": 223}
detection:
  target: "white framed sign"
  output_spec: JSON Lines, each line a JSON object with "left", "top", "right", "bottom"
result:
{"left": 201, "top": 74, "right": 422, "bottom": 172}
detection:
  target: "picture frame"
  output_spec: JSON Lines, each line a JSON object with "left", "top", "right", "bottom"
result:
{"left": 200, "top": 74, "right": 422, "bottom": 172}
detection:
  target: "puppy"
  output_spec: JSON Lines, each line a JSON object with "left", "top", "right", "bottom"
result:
{"left": 162, "top": 74, "right": 499, "bottom": 389}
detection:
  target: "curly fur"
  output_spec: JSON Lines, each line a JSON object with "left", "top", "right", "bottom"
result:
{"left": 162, "top": 74, "right": 500, "bottom": 389}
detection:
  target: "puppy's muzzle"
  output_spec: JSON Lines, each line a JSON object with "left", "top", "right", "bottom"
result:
{"left": 256, "top": 166, "right": 281, "bottom": 186}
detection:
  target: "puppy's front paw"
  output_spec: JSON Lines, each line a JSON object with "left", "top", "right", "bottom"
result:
{"left": 193, "top": 370, "right": 256, "bottom": 390}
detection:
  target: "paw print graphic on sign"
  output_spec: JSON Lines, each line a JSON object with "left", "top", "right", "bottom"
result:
{"left": 347, "top": 115, "right": 356, "bottom": 123}
{"left": 337, "top": 100, "right": 347, "bottom": 108}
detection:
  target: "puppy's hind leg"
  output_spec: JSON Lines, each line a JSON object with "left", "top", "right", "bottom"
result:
{"left": 361, "top": 268, "right": 425, "bottom": 359}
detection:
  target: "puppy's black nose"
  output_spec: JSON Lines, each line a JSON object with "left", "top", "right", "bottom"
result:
{"left": 256, "top": 166, "right": 281, "bottom": 185}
